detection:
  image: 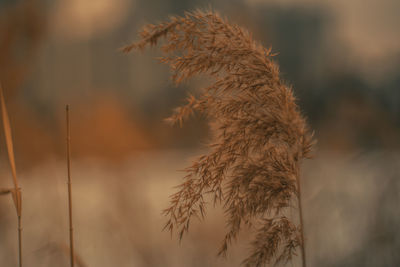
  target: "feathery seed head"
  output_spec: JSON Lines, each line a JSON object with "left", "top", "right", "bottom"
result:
{"left": 124, "top": 9, "right": 315, "bottom": 266}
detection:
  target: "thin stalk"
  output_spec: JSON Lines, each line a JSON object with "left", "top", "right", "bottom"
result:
{"left": 296, "top": 171, "right": 307, "bottom": 267}
{"left": 0, "top": 82, "right": 22, "bottom": 267}
{"left": 66, "top": 105, "right": 74, "bottom": 267}
{"left": 18, "top": 212, "right": 22, "bottom": 267}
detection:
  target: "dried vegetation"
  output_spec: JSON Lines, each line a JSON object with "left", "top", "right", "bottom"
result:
{"left": 0, "top": 83, "right": 23, "bottom": 267}
{"left": 125, "top": 9, "right": 315, "bottom": 266}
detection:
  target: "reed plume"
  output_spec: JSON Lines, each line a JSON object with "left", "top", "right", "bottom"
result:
{"left": 124, "top": 9, "right": 314, "bottom": 266}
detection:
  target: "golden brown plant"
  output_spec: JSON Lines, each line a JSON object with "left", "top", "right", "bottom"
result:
{"left": 124, "top": 9, "right": 314, "bottom": 266}
{"left": 0, "top": 82, "right": 23, "bottom": 267}
{"left": 65, "top": 105, "right": 75, "bottom": 267}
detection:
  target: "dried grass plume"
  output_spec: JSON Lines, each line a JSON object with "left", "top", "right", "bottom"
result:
{"left": 124, "top": 9, "right": 315, "bottom": 266}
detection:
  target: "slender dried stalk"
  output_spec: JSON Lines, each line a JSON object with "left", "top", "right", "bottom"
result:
{"left": 296, "top": 167, "right": 307, "bottom": 267}
{"left": 124, "top": 9, "right": 314, "bottom": 266}
{"left": 66, "top": 105, "right": 75, "bottom": 267}
{"left": 0, "top": 82, "right": 23, "bottom": 267}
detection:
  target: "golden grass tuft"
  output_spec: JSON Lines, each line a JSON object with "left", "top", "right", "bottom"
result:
{"left": 124, "top": 9, "right": 315, "bottom": 266}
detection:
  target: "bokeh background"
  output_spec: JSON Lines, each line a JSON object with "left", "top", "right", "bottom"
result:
{"left": 0, "top": 0, "right": 399, "bottom": 266}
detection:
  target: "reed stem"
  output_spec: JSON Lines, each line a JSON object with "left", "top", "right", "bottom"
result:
{"left": 0, "top": 82, "right": 23, "bottom": 267}
{"left": 296, "top": 172, "right": 307, "bottom": 267}
{"left": 18, "top": 213, "right": 22, "bottom": 267}
{"left": 66, "top": 105, "right": 74, "bottom": 267}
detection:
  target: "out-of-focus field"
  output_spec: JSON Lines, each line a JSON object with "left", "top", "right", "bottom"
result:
{"left": 1, "top": 151, "right": 399, "bottom": 266}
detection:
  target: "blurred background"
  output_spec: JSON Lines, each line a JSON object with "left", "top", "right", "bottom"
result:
{"left": 0, "top": 0, "right": 399, "bottom": 266}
